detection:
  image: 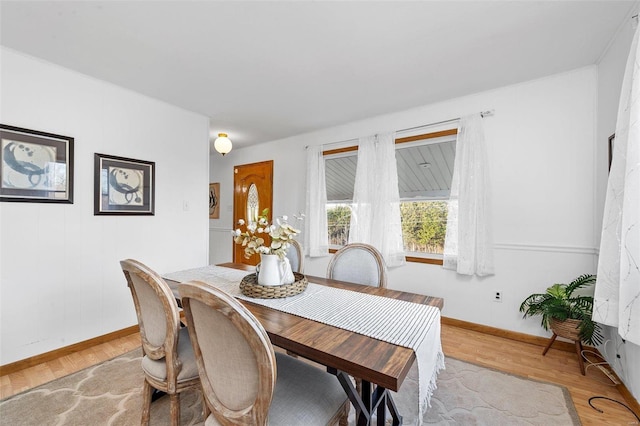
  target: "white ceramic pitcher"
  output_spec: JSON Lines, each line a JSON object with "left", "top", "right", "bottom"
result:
{"left": 256, "top": 254, "right": 295, "bottom": 286}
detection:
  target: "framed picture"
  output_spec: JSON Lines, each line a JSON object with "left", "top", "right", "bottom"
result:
{"left": 0, "top": 124, "right": 74, "bottom": 203}
{"left": 209, "top": 182, "right": 220, "bottom": 219}
{"left": 608, "top": 133, "right": 615, "bottom": 172}
{"left": 94, "top": 153, "right": 155, "bottom": 215}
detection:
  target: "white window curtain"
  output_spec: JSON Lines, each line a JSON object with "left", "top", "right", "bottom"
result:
{"left": 443, "top": 114, "right": 494, "bottom": 276}
{"left": 305, "top": 145, "right": 329, "bottom": 257}
{"left": 593, "top": 23, "right": 640, "bottom": 346}
{"left": 349, "top": 132, "right": 406, "bottom": 267}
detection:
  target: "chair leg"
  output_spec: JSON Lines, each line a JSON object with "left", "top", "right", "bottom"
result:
{"left": 575, "top": 340, "right": 585, "bottom": 375}
{"left": 170, "top": 393, "right": 180, "bottom": 426}
{"left": 141, "top": 380, "right": 152, "bottom": 426}
{"left": 201, "top": 387, "right": 210, "bottom": 420}
{"left": 338, "top": 401, "right": 351, "bottom": 426}
{"left": 338, "top": 401, "right": 349, "bottom": 426}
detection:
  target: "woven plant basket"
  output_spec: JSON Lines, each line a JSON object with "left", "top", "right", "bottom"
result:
{"left": 240, "top": 272, "right": 308, "bottom": 299}
{"left": 550, "top": 318, "right": 582, "bottom": 341}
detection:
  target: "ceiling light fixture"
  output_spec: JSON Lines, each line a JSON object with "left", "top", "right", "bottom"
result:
{"left": 214, "top": 133, "right": 232, "bottom": 156}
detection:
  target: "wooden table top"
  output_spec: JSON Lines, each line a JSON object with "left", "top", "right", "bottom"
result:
{"left": 168, "top": 262, "right": 444, "bottom": 392}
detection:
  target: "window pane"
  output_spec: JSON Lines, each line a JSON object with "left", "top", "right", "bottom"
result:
{"left": 396, "top": 139, "right": 456, "bottom": 199}
{"left": 327, "top": 203, "right": 352, "bottom": 246}
{"left": 400, "top": 200, "right": 448, "bottom": 254}
{"left": 325, "top": 154, "right": 357, "bottom": 202}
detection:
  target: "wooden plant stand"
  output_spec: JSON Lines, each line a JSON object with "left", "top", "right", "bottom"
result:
{"left": 542, "top": 318, "right": 585, "bottom": 375}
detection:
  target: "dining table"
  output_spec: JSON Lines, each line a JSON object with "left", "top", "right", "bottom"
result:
{"left": 163, "top": 262, "right": 444, "bottom": 426}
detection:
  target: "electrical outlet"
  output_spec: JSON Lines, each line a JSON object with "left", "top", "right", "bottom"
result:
{"left": 494, "top": 291, "right": 502, "bottom": 302}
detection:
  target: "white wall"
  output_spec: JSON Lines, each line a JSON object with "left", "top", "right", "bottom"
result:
{"left": 211, "top": 66, "right": 599, "bottom": 339}
{"left": 0, "top": 49, "right": 210, "bottom": 364}
{"left": 595, "top": 15, "right": 640, "bottom": 402}
{"left": 210, "top": 64, "right": 640, "bottom": 399}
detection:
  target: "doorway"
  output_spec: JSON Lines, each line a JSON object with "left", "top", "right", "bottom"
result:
{"left": 233, "top": 160, "right": 273, "bottom": 266}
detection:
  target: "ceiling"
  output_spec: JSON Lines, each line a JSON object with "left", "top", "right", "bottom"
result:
{"left": 1, "top": 1, "right": 637, "bottom": 150}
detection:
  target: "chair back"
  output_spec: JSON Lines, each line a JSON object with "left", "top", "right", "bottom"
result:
{"left": 179, "top": 281, "right": 277, "bottom": 425}
{"left": 285, "top": 239, "right": 304, "bottom": 273}
{"left": 120, "top": 259, "right": 181, "bottom": 368}
{"left": 327, "top": 243, "right": 388, "bottom": 288}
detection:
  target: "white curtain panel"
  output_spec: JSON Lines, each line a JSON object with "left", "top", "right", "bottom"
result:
{"left": 594, "top": 24, "right": 640, "bottom": 345}
{"left": 443, "top": 114, "right": 494, "bottom": 276}
{"left": 349, "top": 132, "right": 406, "bottom": 267}
{"left": 305, "top": 145, "right": 330, "bottom": 257}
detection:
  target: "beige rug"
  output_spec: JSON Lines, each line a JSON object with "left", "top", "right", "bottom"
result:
{"left": 0, "top": 349, "right": 580, "bottom": 425}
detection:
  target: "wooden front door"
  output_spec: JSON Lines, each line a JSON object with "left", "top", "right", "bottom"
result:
{"left": 233, "top": 160, "right": 273, "bottom": 266}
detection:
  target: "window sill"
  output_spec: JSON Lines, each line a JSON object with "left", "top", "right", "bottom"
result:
{"left": 404, "top": 255, "right": 443, "bottom": 265}
{"left": 327, "top": 248, "right": 443, "bottom": 265}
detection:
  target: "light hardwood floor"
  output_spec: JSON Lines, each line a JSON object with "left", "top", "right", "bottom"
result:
{"left": 1, "top": 324, "right": 638, "bottom": 425}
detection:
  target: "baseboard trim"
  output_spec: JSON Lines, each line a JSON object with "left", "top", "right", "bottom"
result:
{"left": 616, "top": 382, "right": 640, "bottom": 419}
{"left": 0, "top": 325, "right": 139, "bottom": 376}
{"left": 442, "top": 316, "right": 640, "bottom": 412}
{"left": 441, "top": 316, "right": 582, "bottom": 353}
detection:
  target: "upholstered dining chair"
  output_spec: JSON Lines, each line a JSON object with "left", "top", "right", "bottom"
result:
{"left": 120, "top": 259, "right": 203, "bottom": 426}
{"left": 285, "top": 239, "right": 305, "bottom": 274}
{"left": 326, "top": 243, "right": 388, "bottom": 288}
{"left": 178, "top": 281, "right": 349, "bottom": 426}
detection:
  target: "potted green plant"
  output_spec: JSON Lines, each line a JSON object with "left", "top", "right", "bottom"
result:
{"left": 519, "top": 274, "right": 603, "bottom": 346}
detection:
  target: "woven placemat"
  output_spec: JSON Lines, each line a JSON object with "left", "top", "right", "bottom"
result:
{"left": 240, "top": 272, "right": 308, "bottom": 299}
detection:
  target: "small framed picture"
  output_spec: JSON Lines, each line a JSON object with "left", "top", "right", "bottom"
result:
{"left": 1, "top": 124, "right": 74, "bottom": 203}
{"left": 94, "top": 153, "right": 155, "bottom": 215}
{"left": 209, "top": 182, "right": 220, "bottom": 219}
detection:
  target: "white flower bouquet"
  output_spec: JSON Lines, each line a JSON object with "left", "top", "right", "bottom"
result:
{"left": 233, "top": 208, "right": 302, "bottom": 259}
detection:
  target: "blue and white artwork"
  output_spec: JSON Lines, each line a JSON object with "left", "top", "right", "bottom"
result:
{"left": 1, "top": 139, "right": 65, "bottom": 192}
{"left": 107, "top": 166, "right": 144, "bottom": 206}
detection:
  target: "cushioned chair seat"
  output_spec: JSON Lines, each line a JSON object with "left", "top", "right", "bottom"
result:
{"left": 270, "top": 353, "right": 347, "bottom": 425}
{"left": 205, "top": 352, "right": 346, "bottom": 426}
{"left": 141, "top": 327, "right": 199, "bottom": 382}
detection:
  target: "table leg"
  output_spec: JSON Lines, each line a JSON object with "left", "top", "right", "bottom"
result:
{"left": 151, "top": 389, "right": 166, "bottom": 402}
{"left": 386, "top": 391, "right": 402, "bottom": 426}
{"left": 328, "top": 368, "right": 402, "bottom": 426}
{"left": 376, "top": 389, "right": 386, "bottom": 426}
{"left": 361, "top": 380, "right": 373, "bottom": 426}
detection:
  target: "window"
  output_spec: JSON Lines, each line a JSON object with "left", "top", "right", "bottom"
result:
{"left": 327, "top": 203, "right": 352, "bottom": 246}
{"left": 324, "top": 130, "right": 457, "bottom": 262}
{"left": 325, "top": 149, "right": 357, "bottom": 246}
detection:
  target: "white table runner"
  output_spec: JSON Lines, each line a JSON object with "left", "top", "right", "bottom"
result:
{"left": 163, "top": 265, "right": 444, "bottom": 423}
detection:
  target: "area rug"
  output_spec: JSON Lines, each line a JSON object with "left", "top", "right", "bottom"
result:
{"left": 0, "top": 350, "right": 580, "bottom": 425}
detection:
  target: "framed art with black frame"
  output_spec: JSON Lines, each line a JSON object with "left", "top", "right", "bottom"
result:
{"left": 0, "top": 124, "right": 74, "bottom": 203}
{"left": 94, "top": 153, "right": 155, "bottom": 215}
